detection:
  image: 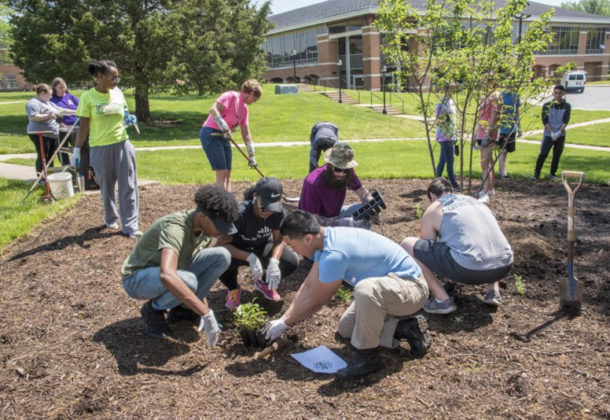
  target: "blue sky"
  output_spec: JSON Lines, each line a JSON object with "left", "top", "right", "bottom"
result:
{"left": 254, "top": 0, "right": 566, "bottom": 15}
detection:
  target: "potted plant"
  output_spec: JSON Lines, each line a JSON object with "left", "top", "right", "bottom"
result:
{"left": 234, "top": 299, "right": 267, "bottom": 348}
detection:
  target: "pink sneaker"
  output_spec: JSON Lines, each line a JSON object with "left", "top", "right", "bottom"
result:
{"left": 225, "top": 289, "right": 241, "bottom": 309}
{"left": 254, "top": 280, "right": 281, "bottom": 302}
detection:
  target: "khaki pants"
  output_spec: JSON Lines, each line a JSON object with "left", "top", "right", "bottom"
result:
{"left": 337, "top": 274, "right": 428, "bottom": 349}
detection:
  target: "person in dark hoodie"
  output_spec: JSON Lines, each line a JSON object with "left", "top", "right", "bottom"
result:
{"left": 531, "top": 85, "right": 571, "bottom": 181}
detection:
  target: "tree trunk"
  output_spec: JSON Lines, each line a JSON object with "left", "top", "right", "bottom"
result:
{"left": 134, "top": 85, "right": 152, "bottom": 123}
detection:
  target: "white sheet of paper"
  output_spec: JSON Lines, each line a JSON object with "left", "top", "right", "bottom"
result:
{"left": 291, "top": 346, "right": 347, "bottom": 374}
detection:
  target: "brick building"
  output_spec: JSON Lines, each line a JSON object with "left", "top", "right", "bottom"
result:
{"left": 262, "top": 0, "right": 610, "bottom": 90}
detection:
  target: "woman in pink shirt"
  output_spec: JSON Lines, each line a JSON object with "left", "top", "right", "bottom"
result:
{"left": 475, "top": 89, "right": 501, "bottom": 202}
{"left": 200, "top": 80, "right": 262, "bottom": 191}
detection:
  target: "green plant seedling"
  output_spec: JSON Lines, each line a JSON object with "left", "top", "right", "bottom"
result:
{"left": 234, "top": 299, "right": 268, "bottom": 332}
{"left": 414, "top": 202, "right": 423, "bottom": 219}
{"left": 453, "top": 315, "right": 465, "bottom": 323}
{"left": 465, "top": 361, "right": 481, "bottom": 373}
{"left": 514, "top": 274, "right": 526, "bottom": 295}
{"left": 335, "top": 285, "right": 352, "bottom": 303}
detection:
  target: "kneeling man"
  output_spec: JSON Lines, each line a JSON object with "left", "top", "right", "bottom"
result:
{"left": 401, "top": 178, "right": 513, "bottom": 314}
{"left": 121, "top": 184, "right": 239, "bottom": 346}
{"left": 263, "top": 210, "right": 430, "bottom": 380}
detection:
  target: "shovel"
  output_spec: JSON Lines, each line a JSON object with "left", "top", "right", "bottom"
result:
{"left": 560, "top": 170, "right": 584, "bottom": 315}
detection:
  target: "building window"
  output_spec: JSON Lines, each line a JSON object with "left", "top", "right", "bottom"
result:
{"left": 4, "top": 74, "right": 17, "bottom": 89}
{"left": 263, "top": 26, "right": 327, "bottom": 68}
{"left": 585, "top": 27, "right": 607, "bottom": 54}
{"left": 541, "top": 26, "right": 580, "bottom": 55}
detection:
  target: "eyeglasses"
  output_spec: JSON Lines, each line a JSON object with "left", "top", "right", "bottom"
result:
{"left": 105, "top": 74, "right": 120, "bottom": 83}
{"left": 333, "top": 166, "right": 350, "bottom": 174}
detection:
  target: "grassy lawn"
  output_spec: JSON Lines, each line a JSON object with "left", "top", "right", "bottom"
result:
{"left": 524, "top": 121, "right": 610, "bottom": 147}
{"left": 0, "top": 87, "right": 425, "bottom": 154}
{"left": 0, "top": 177, "right": 80, "bottom": 251}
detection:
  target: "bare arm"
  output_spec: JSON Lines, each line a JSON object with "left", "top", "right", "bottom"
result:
{"left": 420, "top": 201, "right": 442, "bottom": 240}
{"left": 355, "top": 186, "right": 371, "bottom": 202}
{"left": 74, "top": 118, "right": 90, "bottom": 148}
{"left": 283, "top": 263, "right": 342, "bottom": 326}
{"left": 269, "top": 230, "right": 285, "bottom": 260}
{"left": 159, "top": 248, "right": 210, "bottom": 316}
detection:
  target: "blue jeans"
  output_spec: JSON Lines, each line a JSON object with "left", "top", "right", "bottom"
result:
{"left": 436, "top": 141, "right": 457, "bottom": 186}
{"left": 200, "top": 127, "right": 232, "bottom": 170}
{"left": 122, "top": 247, "right": 231, "bottom": 310}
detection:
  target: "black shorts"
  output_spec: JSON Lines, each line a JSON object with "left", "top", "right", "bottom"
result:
{"left": 496, "top": 133, "right": 516, "bottom": 153}
{"left": 413, "top": 239, "right": 512, "bottom": 285}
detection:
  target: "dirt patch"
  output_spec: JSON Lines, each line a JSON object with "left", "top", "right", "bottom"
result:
{"left": 1, "top": 178, "right": 609, "bottom": 418}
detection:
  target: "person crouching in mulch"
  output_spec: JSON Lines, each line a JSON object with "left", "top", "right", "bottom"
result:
{"left": 216, "top": 177, "right": 299, "bottom": 308}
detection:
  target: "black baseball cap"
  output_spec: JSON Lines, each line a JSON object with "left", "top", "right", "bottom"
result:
{"left": 202, "top": 210, "right": 237, "bottom": 235}
{"left": 255, "top": 177, "right": 283, "bottom": 213}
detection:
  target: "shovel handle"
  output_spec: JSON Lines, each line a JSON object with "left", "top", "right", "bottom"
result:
{"left": 561, "top": 171, "right": 583, "bottom": 241}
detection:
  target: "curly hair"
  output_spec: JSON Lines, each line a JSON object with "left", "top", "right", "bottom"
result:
{"left": 194, "top": 184, "right": 239, "bottom": 221}
{"left": 242, "top": 184, "right": 256, "bottom": 201}
{"left": 241, "top": 79, "right": 263, "bottom": 99}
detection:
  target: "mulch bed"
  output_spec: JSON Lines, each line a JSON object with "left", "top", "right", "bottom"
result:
{"left": 1, "top": 178, "right": 609, "bottom": 418}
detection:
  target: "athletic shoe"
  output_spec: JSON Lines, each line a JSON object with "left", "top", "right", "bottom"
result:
{"left": 483, "top": 290, "right": 501, "bottom": 306}
{"left": 106, "top": 222, "right": 119, "bottom": 229}
{"left": 487, "top": 189, "right": 496, "bottom": 197}
{"left": 477, "top": 193, "right": 489, "bottom": 204}
{"left": 451, "top": 184, "right": 461, "bottom": 192}
{"left": 393, "top": 315, "right": 431, "bottom": 357}
{"left": 530, "top": 175, "right": 539, "bottom": 181}
{"left": 126, "top": 230, "right": 143, "bottom": 239}
{"left": 140, "top": 301, "right": 171, "bottom": 338}
{"left": 254, "top": 279, "right": 281, "bottom": 302}
{"left": 225, "top": 289, "right": 242, "bottom": 310}
{"left": 423, "top": 297, "right": 457, "bottom": 314}
{"left": 336, "top": 348, "right": 383, "bottom": 380}
{"left": 549, "top": 174, "right": 559, "bottom": 181}
{"left": 167, "top": 305, "right": 200, "bottom": 324}
{"left": 501, "top": 174, "right": 510, "bottom": 179}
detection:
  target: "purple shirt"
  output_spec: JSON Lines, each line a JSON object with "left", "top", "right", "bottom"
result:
{"left": 51, "top": 93, "right": 79, "bottom": 126}
{"left": 298, "top": 164, "right": 362, "bottom": 218}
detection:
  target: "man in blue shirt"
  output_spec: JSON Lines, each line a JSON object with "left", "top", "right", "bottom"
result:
{"left": 263, "top": 210, "right": 430, "bottom": 380}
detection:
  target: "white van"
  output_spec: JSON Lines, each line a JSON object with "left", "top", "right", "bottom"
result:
{"left": 562, "top": 71, "right": 586, "bottom": 93}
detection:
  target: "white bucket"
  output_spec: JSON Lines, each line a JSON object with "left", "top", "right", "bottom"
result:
{"left": 47, "top": 172, "right": 74, "bottom": 199}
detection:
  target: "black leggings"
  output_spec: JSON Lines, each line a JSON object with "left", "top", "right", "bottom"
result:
{"left": 219, "top": 242, "right": 300, "bottom": 290}
{"left": 29, "top": 134, "right": 58, "bottom": 174}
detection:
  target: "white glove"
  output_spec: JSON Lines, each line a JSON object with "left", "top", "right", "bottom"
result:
{"left": 70, "top": 147, "right": 81, "bottom": 169}
{"left": 265, "top": 257, "right": 281, "bottom": 290}
{"left": 248, "top": 155, "right": 258, "bottom": 169}
{"left": 262, "top": 315, "right": 289, "bottom": 341}
{"left": 198, "top": 310, "right": 220, "bottom": 347}
{"left": 213, "top": 115, "right": 230, "bottom": 133}
{"left": 247, "top": 252, "right": 263, "bottom": 280}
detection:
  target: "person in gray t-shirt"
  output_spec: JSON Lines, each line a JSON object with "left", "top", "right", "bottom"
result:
{"left": 309, "top": 122, "right": 338, "bottom": 172}
{"left": 401, "top": 177, "right": 513, "bottom": 314}
{"left": 25, "top": 84, "right": 63, "bottom": 175}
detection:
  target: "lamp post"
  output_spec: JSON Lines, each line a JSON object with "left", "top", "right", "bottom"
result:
{"left": 291, "top": 49, "right": 297, "bottom": 83}
{"left": 337, "top": 59, "right": 343, "bottom": 103}
{"left": 382, "top": 65, "right": 387, "bottom": 114}
{"left": 515, "top": 1, "right": 531, "bottom": 45}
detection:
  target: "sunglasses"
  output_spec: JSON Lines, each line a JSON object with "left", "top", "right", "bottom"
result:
{"left": 333, "top": 166, "right": 350, "bottom": 174}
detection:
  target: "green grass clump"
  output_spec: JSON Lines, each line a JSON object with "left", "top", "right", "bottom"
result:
{"left": 0, "top": 178, "right": 80, "bottom": 252}
{"left": 335, "top": 285, "right": 352, "bottom": 303}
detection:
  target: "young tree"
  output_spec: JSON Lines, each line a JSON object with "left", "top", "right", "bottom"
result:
{"left": 376, "top": 0, "right": 555, "bottom": 192}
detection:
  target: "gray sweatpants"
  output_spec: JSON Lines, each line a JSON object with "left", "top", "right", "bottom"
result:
{"left": 90, "top": 140, "right": 139, "bottom": 235}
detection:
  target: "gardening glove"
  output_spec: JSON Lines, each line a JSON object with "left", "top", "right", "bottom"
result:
{"left": 248, "top": 155, "right": 258, "bottom": 169}
{"left": 198, "top": 310, "right": 220, "bottom": 347}
{"left": 70, "top": 147, "right": 81, "bottom": 169}
{"left": 247, "top": 252, "right": 263, "bottom": 280}
{"left": 265, "top": 257, "right": 281, "bottom": 290}
{"left": 213, "top": 115, "right": 230, "bottom": 136}
{"left": 263, "top": 315, "right": 289, "bottom": 342}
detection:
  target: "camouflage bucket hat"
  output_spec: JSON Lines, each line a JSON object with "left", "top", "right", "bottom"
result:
{"left": 323, "top": 141, "right": 358, "bottom": 169}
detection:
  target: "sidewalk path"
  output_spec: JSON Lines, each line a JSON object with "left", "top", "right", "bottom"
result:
{"left": 0, "top": 101, "right": 27, "bottom": 105}
{"left": 1, "top": 130, "right": 608, "bottom": 182}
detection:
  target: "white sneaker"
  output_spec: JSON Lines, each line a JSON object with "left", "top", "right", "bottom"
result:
{"left": 477, "top": 193, "right": 489, "bottom": 203}
{"left": 106, "top": 222, "right": 119, "bottom": 229}
{"left": 487, "top": 189, "right": 496, "bottom": 197}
